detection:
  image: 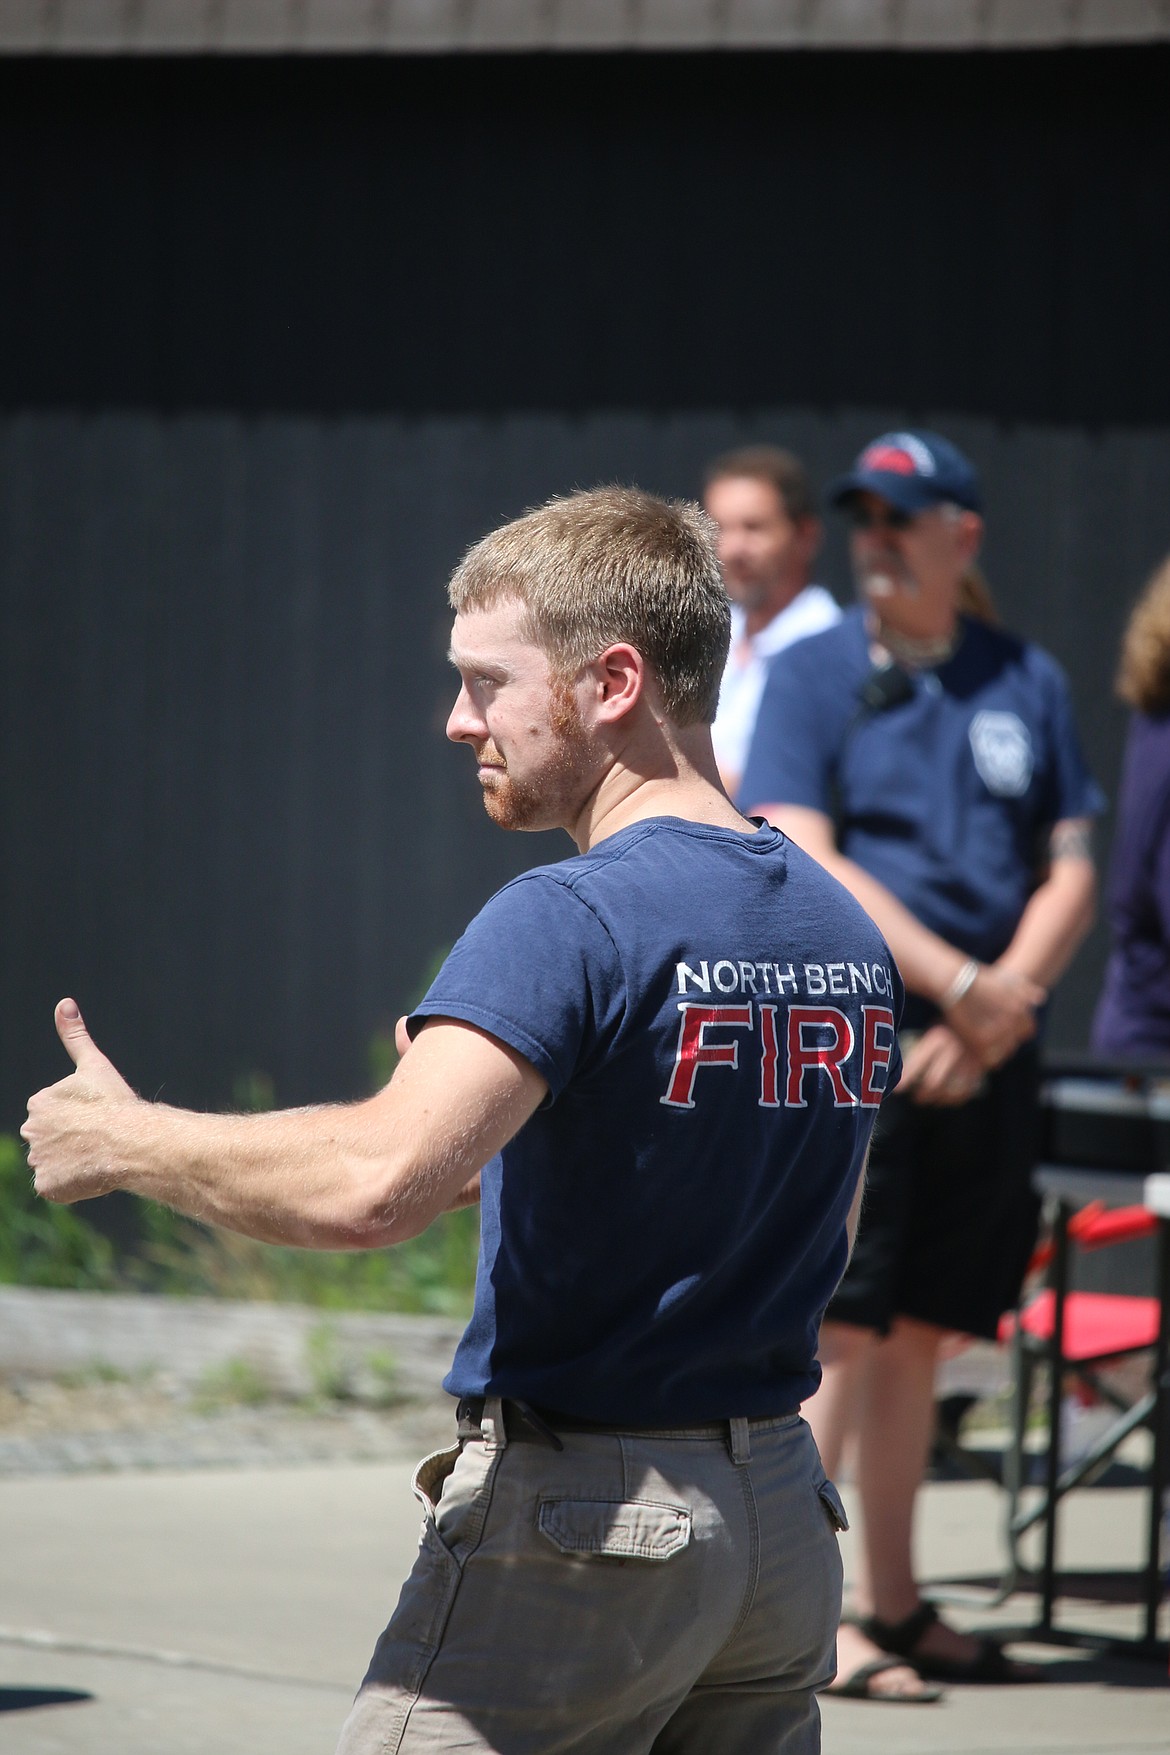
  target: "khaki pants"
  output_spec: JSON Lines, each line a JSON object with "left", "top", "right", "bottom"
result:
{"left": 335, "top": 1402, "right": 846, "bottom": 1755}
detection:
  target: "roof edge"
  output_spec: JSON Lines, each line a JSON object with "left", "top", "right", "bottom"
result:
{"left": 2, "top": 1, "right": 1169, "bottom": 58}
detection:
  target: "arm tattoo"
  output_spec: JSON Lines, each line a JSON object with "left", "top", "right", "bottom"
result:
{"left": 1048, "top": 819, "right": 1093, "bottom": 863}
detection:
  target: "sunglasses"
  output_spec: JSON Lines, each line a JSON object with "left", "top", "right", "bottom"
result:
{"left": 848, "top": 505, "right": 915, "bottom": 532}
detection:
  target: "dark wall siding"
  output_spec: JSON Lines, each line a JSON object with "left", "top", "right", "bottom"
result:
{"left": 4, "top": 406, "right": 1168, "bottom": 1125}
{"left": 2, "top": 50, "right": 1170, "bottom": 1125}
{"left": 1, "top": 50, "right": 1168, "bottom": 423}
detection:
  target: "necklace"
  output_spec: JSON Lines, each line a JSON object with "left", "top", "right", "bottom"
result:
{"left": 871, "top": 620, "right": 963, "bottom": 670}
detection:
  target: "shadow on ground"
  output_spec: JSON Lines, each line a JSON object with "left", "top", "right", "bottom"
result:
{"left": 0, "top": 1686, "right": 94, "bottom": 1713}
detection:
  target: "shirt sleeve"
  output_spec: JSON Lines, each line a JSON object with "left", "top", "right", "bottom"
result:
{"left": 408, "top": 874, "right": 626, "bottom": 1100}
{"left": 738, "top": 646, "right": 843, "bottom": 815}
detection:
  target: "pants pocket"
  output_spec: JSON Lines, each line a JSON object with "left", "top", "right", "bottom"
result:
{"left": 816, "top": 1478, "right": 850, "bottom": 1533}
{"left": 537, "top": 1496, "right": 692, "bottom": 1560}
{"left": 411, "top": 1441, "right": 462, "bottom": 1521}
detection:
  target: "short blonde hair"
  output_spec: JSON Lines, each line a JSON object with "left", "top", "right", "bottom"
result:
{"left": 448, "top": 486, "right": 731, "bottom": 725}
{"left": 1117, "top": 554, "right": 1170, "bottom": 714}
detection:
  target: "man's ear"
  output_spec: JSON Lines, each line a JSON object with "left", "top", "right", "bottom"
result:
{"left": 590, "top": 643, "right": 645, "bottom": 722}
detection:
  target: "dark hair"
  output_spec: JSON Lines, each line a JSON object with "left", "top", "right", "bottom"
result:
{"left": 703, "top": 446, "right": 818, "bottom": 524}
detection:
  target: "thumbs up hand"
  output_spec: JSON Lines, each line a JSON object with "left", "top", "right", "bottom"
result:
{"left": 52, "top": 998, "right": 135, "bottom": 1095}
{"left": 21, "top": 999, "right": 140, "bottom": 1204}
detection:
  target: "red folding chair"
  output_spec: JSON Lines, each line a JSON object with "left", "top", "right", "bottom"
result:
{"left": 994, "top": 1202, "right": 1160, "bottom": 1604}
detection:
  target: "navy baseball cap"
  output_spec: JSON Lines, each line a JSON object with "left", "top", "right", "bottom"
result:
{"left": 828, "top": 429, "right": 982, "bottom": 515}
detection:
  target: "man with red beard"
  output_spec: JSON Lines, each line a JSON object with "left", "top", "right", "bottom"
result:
{"left": 25, "top": 487, "right": 901, "bottom": 1754}
{"left": 743, "top": 431, "right": 1101, "bottom": 1701}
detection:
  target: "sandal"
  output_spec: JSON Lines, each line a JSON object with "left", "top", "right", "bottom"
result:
{"left": 860, "top": 1602, "right": 1040, "bottom": 1684}
{"left": 823, "top": 1654, "right": 944, "bottom": 1703}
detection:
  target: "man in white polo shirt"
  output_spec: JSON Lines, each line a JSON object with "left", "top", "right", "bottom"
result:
{"left": 703, "top": 446, "right": 840, "bottom": 797}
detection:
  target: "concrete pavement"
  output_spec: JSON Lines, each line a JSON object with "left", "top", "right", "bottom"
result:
{"left": 2, "top": 1430, "right": 1167, "bottom": 1754}
{"left": 1, "top": 1457, "right": 423, "bottom": 1754}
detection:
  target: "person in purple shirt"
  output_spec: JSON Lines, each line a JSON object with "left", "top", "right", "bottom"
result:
{"left": 1093, "top": 555, "right": 1170, "bottom": 1058}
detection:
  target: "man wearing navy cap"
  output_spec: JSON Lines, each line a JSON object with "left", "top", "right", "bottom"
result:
{"left": 742, "top": 430, "right": 1102, "bottom": 1700}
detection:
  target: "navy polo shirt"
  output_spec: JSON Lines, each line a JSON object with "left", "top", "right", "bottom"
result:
{"left": 740, "top": 610, "right": 1103, "bottom": 1022}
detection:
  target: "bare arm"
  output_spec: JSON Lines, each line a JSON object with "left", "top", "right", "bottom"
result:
{"left": 23, "top": 1002, "right": 546, "bottom": 1249}
{"left": 994, "top": 818, "right": 1097, "bottom": 991}
{"left": 392, "top": 1013, "right": 483, "bottom": 1212}
{"left": 850, "top": 824, "right": 1095, "bottom": 1109}
{"left": 756, "top": 806, "right": 973, "bottom": 999}
{"left": 446, "top": 1170, "right": 483, "bottom": 1211}
{"left": 751, "top": 803, "right": 1044, "bottom": 1068}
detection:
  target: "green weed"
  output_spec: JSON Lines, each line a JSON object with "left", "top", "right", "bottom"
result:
{"left": 193, "top": 1355, "right": 277, "bottom": 1411}
{"left": 362, "top": 1348, "right": 404, "bottom": 1408}
{"left": 55, "top": 1360, "right": 157, "bottom": 1389}
{"left": 1, "top": 963, "right": 480, "bottom": 1317}
{"left": 0, "top": 1134, "right": 117, "bottom": 1290}
{"left": 304, "top": 1321, "right": 352, "bottom": 1402}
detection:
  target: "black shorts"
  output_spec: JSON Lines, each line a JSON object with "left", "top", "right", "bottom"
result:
{"left": 827, "top": 1044, "right": 1043, "bottom": 1341}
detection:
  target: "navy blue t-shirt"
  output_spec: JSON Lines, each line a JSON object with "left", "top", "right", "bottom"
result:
{"left": 741, "top": 610, "right": 1103, "bottom": 1027}
{"left": 410, "top": 816, "right": 902, "bottom": 1424}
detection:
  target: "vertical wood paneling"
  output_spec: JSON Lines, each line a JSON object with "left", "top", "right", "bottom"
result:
{"left": 4, "top": 408, "right": 1170, "bottom": 1129}
{"left": 1, "top": 47, "right": 1169, "bottom": 1124}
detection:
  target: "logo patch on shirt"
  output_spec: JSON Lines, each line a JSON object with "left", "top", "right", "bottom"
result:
{"left": 969, "top": 710, "right": 1033, "bottom": 796}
